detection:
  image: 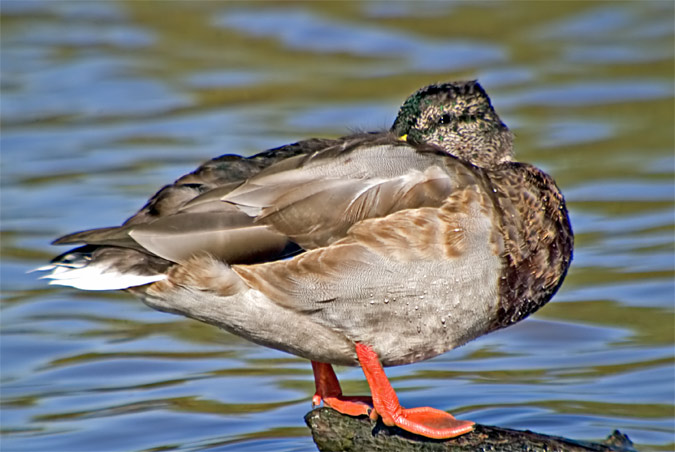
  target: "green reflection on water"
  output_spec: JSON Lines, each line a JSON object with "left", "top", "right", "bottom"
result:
{"left": 541, "top": 300, "right": 674, "bottom": 346}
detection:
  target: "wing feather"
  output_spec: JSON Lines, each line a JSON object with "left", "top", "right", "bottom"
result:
{"left": 53, "top": 136, "right": 476, "bottom": 269}
{"left": 224, "top": 142, "right": 459, "bottom": 249}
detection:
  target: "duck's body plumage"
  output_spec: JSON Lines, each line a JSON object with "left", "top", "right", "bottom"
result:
{"left": 40, "top": 81, "right": 573, "bottom": 438}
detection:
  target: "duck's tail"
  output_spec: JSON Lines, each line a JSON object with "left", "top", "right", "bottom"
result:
{"left": 32, "top": 245, "right": 168, "bottom": 291}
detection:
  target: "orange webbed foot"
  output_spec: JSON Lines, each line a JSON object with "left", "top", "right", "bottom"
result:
{"left": 388, "top": 406, "right": 475, "bottom": 439}
{"left": 355, "top": 342, "right": 475, "bottom": 439}
{"left": 313, "top": 393, "right": 373, "bottom": 417}
{"left": 311, "top": 361, "right": 373, "bottom": 417}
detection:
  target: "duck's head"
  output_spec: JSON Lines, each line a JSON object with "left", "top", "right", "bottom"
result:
{"left": 392, "top": 81, "right": 514, "bottom": 168}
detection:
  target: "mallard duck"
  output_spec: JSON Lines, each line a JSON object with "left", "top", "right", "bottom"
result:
{"left": 39, "top": 81, "right": 573, "bottom": 439}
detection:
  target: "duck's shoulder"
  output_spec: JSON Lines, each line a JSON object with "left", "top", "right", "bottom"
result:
{"left": 484, "top": 161, "right": 574, "bottom": 330}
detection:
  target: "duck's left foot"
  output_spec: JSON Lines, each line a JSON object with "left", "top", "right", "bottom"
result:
{"left": 355, "top": 342, "right": 475, "bottom": 439}
{"left": 311, "top": 361, "right": 373, "bottom": 417}
{"left": 312, "top": 393, "right": 373, "bottom": 417}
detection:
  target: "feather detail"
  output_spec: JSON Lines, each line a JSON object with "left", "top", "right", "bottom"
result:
{"left": 36, "top": 262, "right": 166, "bottom": 290}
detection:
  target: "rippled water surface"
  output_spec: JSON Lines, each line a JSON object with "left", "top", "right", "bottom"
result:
{"left": 2, "top": 2, "right": 673, "bottom": 451}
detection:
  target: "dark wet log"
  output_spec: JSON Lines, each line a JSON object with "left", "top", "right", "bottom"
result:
{"left": 305, "top": 408, "right": 637, "bottom": 452}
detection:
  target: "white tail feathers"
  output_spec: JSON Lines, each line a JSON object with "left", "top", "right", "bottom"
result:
{"left": 33, "top": 262, "right": 166, "bottom": 291}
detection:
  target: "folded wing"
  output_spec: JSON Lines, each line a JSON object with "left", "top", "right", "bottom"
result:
{"left": 45, "top": 135, "right": 480, "bottom": 292}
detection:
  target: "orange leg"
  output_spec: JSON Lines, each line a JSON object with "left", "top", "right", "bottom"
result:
{"left": 311, "top": 361, "right": 372, "bottom": 416}
{"left": 355, "top": 342, "right": 475, "bottom": 439}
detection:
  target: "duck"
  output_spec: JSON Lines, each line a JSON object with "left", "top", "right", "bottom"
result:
{"left": 38, "top": 81, "right": 573, "bottom": 439}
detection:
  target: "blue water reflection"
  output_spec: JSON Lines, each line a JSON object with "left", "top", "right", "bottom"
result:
{"left": 216, "top": 8, "right": 504, "bottom": 72}
{"left": 1, "top": 1, "right": 673, "bottom": 451}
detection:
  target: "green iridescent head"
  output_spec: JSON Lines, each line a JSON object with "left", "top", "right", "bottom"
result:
{"left": 392, "top": 81, "right": 514, "bottom": 168}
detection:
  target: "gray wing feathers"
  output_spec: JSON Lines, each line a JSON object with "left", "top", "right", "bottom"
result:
{"left": 54, "top": 141, "right": 460, "bottom": 267}
{"left": 223, "top": 144, "right": 456, "bottom": 249}
{"left": 129, "top": 212, "right": 290, "bottom": 264}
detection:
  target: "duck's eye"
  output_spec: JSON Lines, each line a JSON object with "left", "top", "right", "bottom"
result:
{"left": 438, "top": 114, "right": 452, "bottom": 125}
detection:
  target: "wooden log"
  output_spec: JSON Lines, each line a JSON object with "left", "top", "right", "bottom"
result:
{"left": 305, "top": 408, "right": 637, "bottom": 452}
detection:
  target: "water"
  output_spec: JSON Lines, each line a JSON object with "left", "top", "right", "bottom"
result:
{"left": 1, "top": 2, "right": 673, "bottom": 451}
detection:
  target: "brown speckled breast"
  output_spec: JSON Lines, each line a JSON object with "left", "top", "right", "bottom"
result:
{"left": 484, "top": 162, "right": 574, "bottom": 331}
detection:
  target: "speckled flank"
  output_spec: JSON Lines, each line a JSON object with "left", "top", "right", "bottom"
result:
{"left": 438, "top": 188, "right": 478, "bottom": 258}
{"left": 150, "top": 254, "right": 246, "bottom": 298}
